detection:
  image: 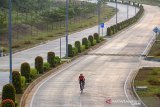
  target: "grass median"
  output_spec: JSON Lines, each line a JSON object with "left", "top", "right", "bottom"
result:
{"left": 134, "top": 67, "right": 160, "bottom": 107}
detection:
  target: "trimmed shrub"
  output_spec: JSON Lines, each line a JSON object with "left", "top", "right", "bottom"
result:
{"left": 35, "top": 56, "right": 44, "bottom": 74}
{"left": 100, "top": 36, "right": 104, "bottom": 41}
{"left": 54, "top": 56, "right": 61, "bottom": 65}
{"left": 43, "top": 62, "right": 50, "bottom": 72}
{"left": 2, "top": 84, "right": 16, "bottom": 102}
{"left": 107, "top": 27, "right": 112, "bottom": 36}
{"left": 88, "top": 35, "right": 94, "bottom": 46}
{"left": 68, "top": 44, "right": 73, "bottom": 57}
{"left": 21, "top": 76, "right": 26, "bottom": 88}
{"left": 82, "top": 38, "right": 91, "bottom": 49}
{"left": 93, "top": 39, "right": 97, "bottom": 45}
{"left": 20, "top": 62, "right": 30, "bottom": 83}
{"left": 81, "top": 45, "right": 85, "bottom": 52}
{"left": 82, "top": 38, "right": 88, "bottom": 48}
{"left": 93, "top": 33, "right": 100, "bottom": 43}
{"left": 12, "top": 71, "right": 22, "bottom": 94}
{"left": 74, "top": 41, "right": 81, "bottom": 53}
{"left": 47, "top": 52, "right": 55, "bottom": 67}
{"left": 72, "top": 47, "right": 78, "bottom": 56}
{"left": 1, "top": 99, "right": 15, "bottom": 107}
{"left": 30, "top": 68, "right": 38, "bottom": 79}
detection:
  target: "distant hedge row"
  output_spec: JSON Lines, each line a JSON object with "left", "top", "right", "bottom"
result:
{"left": 68, "top": 33, "right": 104, "bottom": 57}
{"left": 107, "top": 1, "right": 144, "bottom": 36}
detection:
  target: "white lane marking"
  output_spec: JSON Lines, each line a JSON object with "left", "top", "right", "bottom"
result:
{"left": 30, "top": 56, "right": 85, "bottom": 107}
{"left": 124, "top": 69, "right": 135, "bottom": 107}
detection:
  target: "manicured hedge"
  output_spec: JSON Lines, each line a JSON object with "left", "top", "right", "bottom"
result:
{"left": 12, "top": 71, "right": 22, "bottom": 94}
{"left": 43, "top": 62, "right": 50, "bottom": 72}
{"left": 68, "top": 44, "right": 73, "bottom": 57}
{"left": 88, "top": 35, "right": 94, "bottom": 46}
{"left": 2, "top": 84, "right": 16, "bottom": 102}
{"left": 47, "top": 52, "right": 55, "bottom": 67}
{"left": 20, "top": 62, "right": 31, "bottom": 83}
{"left": 93, "top": 33, "right": 100, "bottom": 43}
{"left": 106, "top": 3, "right": 144, "bottom": 36}
{"left": 1, "top": 99, "right": 15, "bottom": 107}
{"left": 75, "top": 41, "right": 81, "bottom": 53}
{"left": 35, "top": 56, "right": 44, "bottom": 74}
{"left": 30, "top": 68, "right": 38, "bottom": 79}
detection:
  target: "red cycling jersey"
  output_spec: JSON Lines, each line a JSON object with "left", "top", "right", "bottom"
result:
{"left": 79, "top": 75, "right": 85, "bottom": 81}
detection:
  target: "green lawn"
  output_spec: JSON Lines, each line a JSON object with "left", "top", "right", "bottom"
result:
{"left": 134, "top": 67, "right": 160, "bottom": 107}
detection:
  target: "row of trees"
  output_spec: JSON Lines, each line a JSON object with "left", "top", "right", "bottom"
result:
{"left": 107, "top": 3, "right": 144, "bottom": 36}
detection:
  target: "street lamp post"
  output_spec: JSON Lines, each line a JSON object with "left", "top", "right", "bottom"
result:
{"left": 66, "top": 0, "right": 69, "bottom": 58}
{"left": 8, "top": 0, "right": 13, "bottom": 83}
{"left": 115, "top": 0, "right": 118, "bottom": 26}
{"left": 97, "top": 0, "right": 101, "bottom": 35}
{"left": 127, "top": 1, "right": 129, "bottom": 19}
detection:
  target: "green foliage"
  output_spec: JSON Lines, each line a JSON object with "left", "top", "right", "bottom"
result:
{"left": 0, "top": 12, "right": 7, "bottom": 29}
{"left": 93, "top": 33, "right": 100, "bottom": 43}
{"left": 148, "top": 77, "right": 160, "bottom": 85}
{"left": 35, "top": 56, "right": 44, "bottom": 74}
{"left": 47, "top": 52, "right": 55, "bottom": 67}
{"left": 54, "top": 56, "right": 61, "bottom": 66}
{"left": 20, "top": 62, "right": 31, "bottom": 83}
{"left": 88, "top": 35, "right": 94, "bottom": 46}
{"left": 30, "top": 68, "right": 38, "bottom": 79}
{"left": 93, "top": 39, "right": 97, "bottom": 46}
{"left": 75, "top": 41, "right": 81, "bottom": 53}
{"left": 68, "top": 44, "right": 73, "bottom": 57}
{"left": 21, "top": 76, "right": 26, "bottom": 88}
{"left": 1, "top": 99, "right": 15, "bottom": 107}
{"left": 82, "top": 38, "right": 89, "bottom": 49}
{"left": 81, "top": 45, "right": 86, "bottom": 52}
{"left": 151, "top": 70, "right": 158, "bottom": 75}
{"left": 72, "top": 47, "right": 78, "bottom": 56}
{"left": 12, "top": 71, "right": 22, "bottom": 94}
{"left": 106, "top": 4, "right": 144, "bottom": 36}
{"left": 2, "top": 84, "right": 16, "bottom": 102}
{"left": 107, "top": 27, "right": 112, "bottom": 36}
{"left": 43, "top": 62, "right": 50, "bottom": 72}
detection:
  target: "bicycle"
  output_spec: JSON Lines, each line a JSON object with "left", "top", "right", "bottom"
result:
{"left": 80, "top": 81, "right": 84, "bottom": 93}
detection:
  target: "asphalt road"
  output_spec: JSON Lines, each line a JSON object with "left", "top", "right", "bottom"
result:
{"left": 0, "top": 2, "right": 137, "bottom": 92}
{"left": 29, "top": 4, "right": 160, "bottom": 107}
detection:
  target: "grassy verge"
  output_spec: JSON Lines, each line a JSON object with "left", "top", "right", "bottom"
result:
{"left": 148, "top": 35, "right": 160, "bottom": 58}
{"left": 134, "top": 67, "right": 160, "bottom": 107}
{"left": 2, "top": 6, "right": 115, "bottom": 54}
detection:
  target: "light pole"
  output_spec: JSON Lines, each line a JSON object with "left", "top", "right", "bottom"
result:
{"left": 135, "top": 0, "right": 137, "bottom": 15}
{"left": 115, "top": 0, "right": 118, "bottom": 25}
{"left": 97, "top": 0, "right": 101, "bottom": 35}
{"left": 66, "top": 0, "right": 69, "bottom": 58}
{"left": 127, "top": 1, "right": 129, "bottom": 19}
{"left": 8, "top": 0, "right": 13, "bottom": 83}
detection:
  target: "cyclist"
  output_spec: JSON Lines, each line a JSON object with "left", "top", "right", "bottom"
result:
{"left": 79, "top": 74, "right": 85, "bottom": 91}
